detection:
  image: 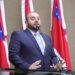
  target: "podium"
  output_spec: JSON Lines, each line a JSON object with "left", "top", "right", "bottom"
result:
{"left": 0, "top": 68, "right": 75, "bottom": 75}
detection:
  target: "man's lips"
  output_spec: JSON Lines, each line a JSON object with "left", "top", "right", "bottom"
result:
{"left": 35, "top": 25, "right": 40, "bottom": 30}
{"left": 34, "top": 24, "right": 40, "bottom": 26}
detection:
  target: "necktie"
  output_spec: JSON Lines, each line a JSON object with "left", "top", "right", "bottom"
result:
{"left": 34, "top": 32, "right": 45, "bottom": 55}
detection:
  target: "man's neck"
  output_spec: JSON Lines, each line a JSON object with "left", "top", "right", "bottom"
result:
{"left": 28, "top": 28, "right": 39, "bottom": 33}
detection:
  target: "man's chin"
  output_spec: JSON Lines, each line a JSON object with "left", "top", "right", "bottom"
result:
{"left": 33, "top": 28, "right": 40, "bottom": 32}
{"left": 28, "top": 26, "right": 40, "bottom": 32}
{"left": 31, "top": 28, "right": 40, "bottom": 32}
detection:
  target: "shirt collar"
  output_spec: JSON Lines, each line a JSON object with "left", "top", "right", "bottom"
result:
{"left": 28, "top": 28, "right": 40, "bottom": 35}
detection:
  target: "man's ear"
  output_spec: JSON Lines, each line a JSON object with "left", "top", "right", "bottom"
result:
{"left": 25, "top": 21, "right": 28, "bottom": 27}
{"left": 25, "top": 21, "right": 27, "bottom": 25}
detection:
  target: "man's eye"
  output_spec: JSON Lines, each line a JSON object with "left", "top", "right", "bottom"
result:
{"left": 30, "top": 17, "right": 35, "bottom": 20}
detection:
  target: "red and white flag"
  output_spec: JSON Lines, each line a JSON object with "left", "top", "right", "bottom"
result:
{"left": 51, "top": 0, "right": 71, "bottom": 70}
{"left": 0, "top": 0, "right": 10, "bottom": 68}
{"left": 21, "top": 0, "right": 34, "bottom": 30}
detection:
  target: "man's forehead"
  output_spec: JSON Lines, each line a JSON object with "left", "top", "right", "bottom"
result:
{"left": 27, "top": 12, "right": 39, "bottom": 17}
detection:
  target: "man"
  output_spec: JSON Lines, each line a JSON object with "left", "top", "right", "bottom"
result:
{"left": 9, "top": 12, "right": 61, "bottom": 71}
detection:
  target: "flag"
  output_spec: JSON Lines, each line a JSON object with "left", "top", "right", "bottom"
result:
{"left": 51, "top": 0, "right": 72, "bottom": 70}
{"left": 21, "top": 0, "right": 34, "bottom": 30}
{"left": 0, "top": 0, "right": 10, "bottom": 68}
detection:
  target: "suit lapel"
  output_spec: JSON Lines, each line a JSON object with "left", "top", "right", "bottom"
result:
{"left": 25, "top": 29, "right": 43, "bottom": 55}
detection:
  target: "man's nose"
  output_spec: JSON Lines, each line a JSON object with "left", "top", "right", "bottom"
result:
{"left": 35, "top": 19, "right": 39, "bottom": 22}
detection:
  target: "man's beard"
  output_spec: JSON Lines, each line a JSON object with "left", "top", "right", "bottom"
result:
{"left": 28, "top": 25, "right": 40, "bottom": 32}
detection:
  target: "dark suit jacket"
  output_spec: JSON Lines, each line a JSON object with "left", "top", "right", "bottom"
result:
{"left": 9, "top": 29, "right": 58, "bottom": 70}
